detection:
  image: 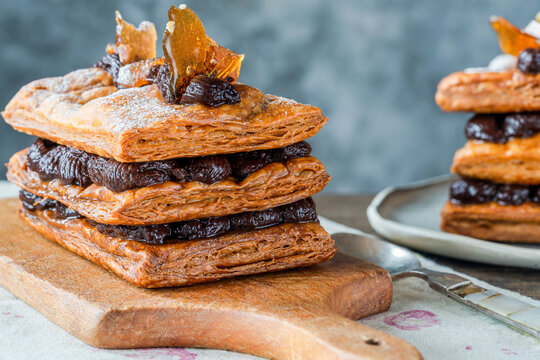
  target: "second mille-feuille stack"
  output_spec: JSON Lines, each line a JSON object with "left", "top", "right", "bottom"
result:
{"left": 2, "top": 6, "right": 336, "bottom": 287}
{"left": 436, "top": 14, "right": 540, "bottom": 243}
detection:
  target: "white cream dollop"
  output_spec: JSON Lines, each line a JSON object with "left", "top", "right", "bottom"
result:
{"left": 464, "top": 54, "right": 517, "bottom": 73}
{"left": 487, "top": 53, "right": 517, "bottom": 71}
{"left": 524, "top": 19, "right": 540, "bottom": 39}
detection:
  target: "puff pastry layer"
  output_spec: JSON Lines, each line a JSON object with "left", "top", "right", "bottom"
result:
{"left": 20, "top": 207, "right": 336, "bottom": 288}
{"left": 435, "top": 70, "right": 540, "bottom": 113}
{"left": 2, "top": 68, "right": 328, "bottom": 162}
{"left": 8, "top": 149, "right": 330, "bottom": 225}
{"left": 452, "top": 134, "right": 540, "bottom": 184}
{"left": 441, "top": 201, "right": 540, "bottom": 243}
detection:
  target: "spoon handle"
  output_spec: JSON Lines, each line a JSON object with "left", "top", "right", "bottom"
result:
{"left": 395, "top": 267, "right": 540, "bottom": 339}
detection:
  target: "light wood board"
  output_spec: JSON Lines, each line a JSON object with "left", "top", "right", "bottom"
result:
{"left": 0, "top": 198, "right": 421, "bottom": 359}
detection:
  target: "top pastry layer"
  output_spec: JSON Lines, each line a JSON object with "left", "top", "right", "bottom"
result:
{"left": 2, "top": 68, "right": 327, "bottom": 162}
{"left": 435, "top": 69, "right": 540, "bottom": 113}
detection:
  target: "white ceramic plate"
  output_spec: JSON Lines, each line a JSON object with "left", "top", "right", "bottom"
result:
{"left": 0, "top": 182, "right": 19, "bottom": 198}
{"left": 367, "top": 175, "right": 540, "bottom": 269}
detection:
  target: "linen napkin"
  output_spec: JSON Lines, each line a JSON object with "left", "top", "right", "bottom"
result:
{"left": 0, "top": 181, "right": 538, "bottom": 359}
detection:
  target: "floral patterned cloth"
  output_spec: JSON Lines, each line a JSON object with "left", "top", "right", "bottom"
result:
{"left": 0, "top": 181, "right": 538, "bottom": 359}
{"left": 325, "top": 218, "right": 540, "bottom": 360}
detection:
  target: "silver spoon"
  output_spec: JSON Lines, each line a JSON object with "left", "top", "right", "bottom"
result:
{"left": 333, "top": 232, "right": 540, "bottom": 339}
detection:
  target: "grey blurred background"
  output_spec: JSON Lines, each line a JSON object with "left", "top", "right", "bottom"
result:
{"left": 0, "top": 0, "right": 537, "bottom": 193}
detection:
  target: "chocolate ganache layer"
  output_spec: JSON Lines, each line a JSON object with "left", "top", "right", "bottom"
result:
{"left": 27, "top": 138, "right": 312, "bottom": 192}
{"left": 464, "top": 113, "right": 540, "bottom": 144}
{"left": 20, "top": 190, "right": 318, "bottom": 244}
{"left": 450, "top": 177, "right": 540, "bottom": 206}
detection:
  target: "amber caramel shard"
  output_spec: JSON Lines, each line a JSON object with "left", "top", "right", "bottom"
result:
{"left": 162, "top": 5, "right": 244, "bottom": 101}
{"left": 490, "top": 15, "right": 540, "bottom": 56}
{"left": 207, "top": 39, "right": 244, "bottom": 82}
{"left": 107, "top": 11, "right": 157, "bottom": 64}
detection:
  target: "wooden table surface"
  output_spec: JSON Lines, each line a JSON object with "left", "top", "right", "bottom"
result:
{"left": 314, "top": 194, "right": 540, "bottom": 300}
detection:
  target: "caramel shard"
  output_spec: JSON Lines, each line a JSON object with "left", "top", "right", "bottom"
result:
{"left": 162, "top": 6, "right": 210, "bottom": 98}
{"left": 208, "top": 39, "right": 244, "bottom": 82}
{"left": 490, "top": 15, "right": 540, "bottom": 56}
{"left": 162, "top": 5, "right": 244, "bottom": 101}
{"left": 108, "top": 11, "right": 157, "bottom": 64}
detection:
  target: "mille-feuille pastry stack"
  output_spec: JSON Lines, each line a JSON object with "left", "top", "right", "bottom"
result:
{"left": 436, "top": 14, "right": 540, "bottom": 243}
{"left": 2, "top": 6, "right": 336, "bottom": 287}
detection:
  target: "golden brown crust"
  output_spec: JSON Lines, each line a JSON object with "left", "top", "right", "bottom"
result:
{"left": 435, "top": 69, "right": 540, "bottom": 113}
{"left": 451, "top": 134, "right": 540, "bottom": 184}
{"left": 2, "top": 68, "right": 328, "bottom": 162}
{"left": 441, "top": 201, "right": 540, "bottom": 243}
{"left": 20, "top": 207, "right": 337, "bottom": 288}
{"left": 8, "top": 149, "right": 330, "bottom": 225}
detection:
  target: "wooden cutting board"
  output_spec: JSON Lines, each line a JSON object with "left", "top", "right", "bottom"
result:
{"left": 0, "top": 198, "right": 421, "bottom": 360}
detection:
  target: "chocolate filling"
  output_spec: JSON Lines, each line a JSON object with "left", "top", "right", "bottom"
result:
{"left": 449, "top": 177, "right": 540, "bottom": 206}
{"left": 180, "top": 74, "right": 240, "bottom": 107}
{"left": 26, "top": 139, "right": 312, "bottom": 192}
{"left": 20, "top": 190, "right": 318, "bottom": 244}
{"left": 94, "top": 53, "right": 122, "bottom": 82}
{"left": 464, "top": 113, "right": 540, "bottom": 144}
{"left": 517, "top": 48, "right": 540, "bottom": 75}
{"left": 20, "top": 190, "right": 83, "bottom": 220}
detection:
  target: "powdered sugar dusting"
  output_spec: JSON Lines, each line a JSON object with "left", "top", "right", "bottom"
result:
{"left": 94, "top": 86, "right": 179, "bottom": 134}
{"left": 86, "top": 84, "right": 297, "bottom": 135}
{"left": 270, "top": 95, "right": 298, "bottom": 106}
{"left": 116, "top": 67, "right": 140, "bottom": 88}
{"left": 51, "top": 68, "right": 109, "bottom": 94}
